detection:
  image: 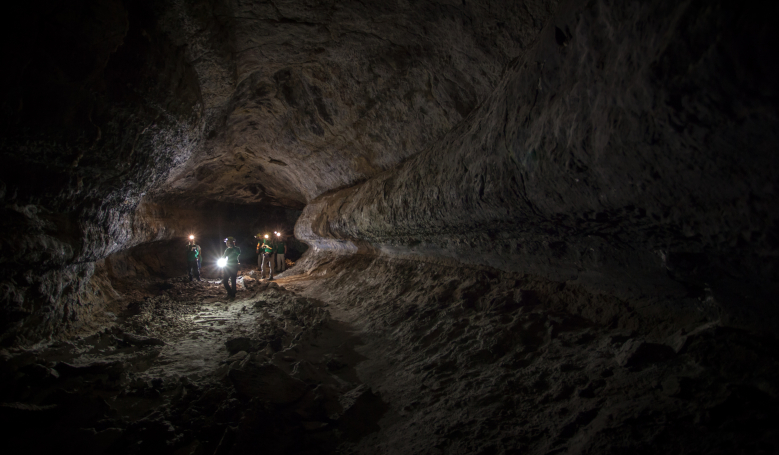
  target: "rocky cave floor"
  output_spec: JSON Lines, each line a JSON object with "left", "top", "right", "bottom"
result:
{"left": 2, "top": 258, "right": 779, "bottom": 455}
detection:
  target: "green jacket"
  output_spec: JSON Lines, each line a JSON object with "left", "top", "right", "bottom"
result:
{"left": 186, "top": 244, "right": 200, "bottom": 261}
{"left": 260, "top": 241, "right": 273, "bottom": 254}
{"left": 222, "top": 246, "right": 241, "bottom": 265}
{"left": 274, "top": 241, "right": 285, "bottom": 254}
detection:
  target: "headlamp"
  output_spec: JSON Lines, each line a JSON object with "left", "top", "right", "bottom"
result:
{"left": 189, "top": 235, "right": 194, "bottom": 240}
{"left": 217, "top": 258, "right": 227, "bottom": 267}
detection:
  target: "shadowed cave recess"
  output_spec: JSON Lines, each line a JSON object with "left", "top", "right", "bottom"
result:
{"left": 1, "top": 0, "right": 778, "bottom": 453}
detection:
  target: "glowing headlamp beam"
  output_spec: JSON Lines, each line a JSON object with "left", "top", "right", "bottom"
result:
{"left": 217, "top": 258, "right": 227, "bottom": 267}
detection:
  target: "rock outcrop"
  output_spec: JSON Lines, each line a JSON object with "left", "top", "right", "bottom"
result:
{"left": 296, "top": 0, "right": 779, "bottom": 332}
{"left": 0, "top": 0, "right": 203, "bottom": 343}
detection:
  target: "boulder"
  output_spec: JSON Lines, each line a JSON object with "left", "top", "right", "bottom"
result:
{"left": 337, "top": 385, "right": 389, "bottom": 440}
{"left": 225, "top": 337, "right": 262, "bottom": 355}
{"left": 228, "top": 361, "right": 308, "bottom": 404}
{"left": 291, "top": 360, "right": 343, "bottom": 387}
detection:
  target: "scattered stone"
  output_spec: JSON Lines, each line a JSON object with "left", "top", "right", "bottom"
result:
{"left": 243, "top": 276, "right": 256, "bottom": 287}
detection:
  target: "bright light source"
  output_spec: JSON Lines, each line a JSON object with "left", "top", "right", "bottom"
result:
{"left": 276, "top": 232, "right": 281, "bottom": 236}
{"left": 189, "top": 235, "right": 194, "bottom": 240}
{"left": 217, "top": 258, "right": 227, "bottom": 267}
{"left": 264, "top": 234, "right": 269, "bottom": 239}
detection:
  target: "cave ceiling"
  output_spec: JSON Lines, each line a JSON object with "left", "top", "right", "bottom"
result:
{"left": 4, "top": 0, "right": 777, "bottom": 345}
{"left": 155, "top": 0, "right": 558, "bottom": 208}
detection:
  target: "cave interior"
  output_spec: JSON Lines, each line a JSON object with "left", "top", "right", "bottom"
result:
{"left": 1, "top": 0, "right": 778, "bottom": 454}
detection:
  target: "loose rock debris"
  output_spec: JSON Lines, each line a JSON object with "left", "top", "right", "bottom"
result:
{"left": 3, "top": 261, "right": 779, "bottom": 455}
{"left": 0, "top": 277, "right": 385, "bottom": 454}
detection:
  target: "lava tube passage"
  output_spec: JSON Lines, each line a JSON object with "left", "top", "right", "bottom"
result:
{"left": 1, "top": 0, "right": 778, "bottom": 453}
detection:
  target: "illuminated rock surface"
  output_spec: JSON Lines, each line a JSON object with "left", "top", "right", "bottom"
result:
{"left": 1, "top": 0, "right": 778, "bottom": 453}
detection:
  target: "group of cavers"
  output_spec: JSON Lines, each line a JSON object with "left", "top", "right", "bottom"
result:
{"left": 185, "top": 233, "right": 287, "bottom": 299}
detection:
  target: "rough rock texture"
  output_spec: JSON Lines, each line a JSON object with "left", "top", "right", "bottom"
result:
{"left": 0, "top": 0, "right": 203, "bottom": 343}
{"left": 158, "top": 0, "right": 559, "bottom": 205}
{"left": 282, "top": 254, "right": 779, "bottom": 454}
{"left": 0, "top": 279, "right": 384, "bottom": 454}
{"left": 1, "top": 0, "right": 778, "bottom": 453}
{"left": 0, "top": 0, "right": 562, "bottom": 343}
{"left": 1, "top": 259, "right": 778, "bottom": 453}
{"left": 296, "top": 0, "right": 779, "bottom": 332}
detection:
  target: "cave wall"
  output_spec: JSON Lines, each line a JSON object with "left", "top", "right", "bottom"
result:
{"left": 0, "top": 0, "right": 205, "bottom": 344}
{"left": 295, "top": 0, "right": 779, "bottom": 332}
{"left": 1, "top": 0, "right": 564, "bottom": 344}
{"left": 1, "top": 0, "right": 777, "bottom": 344}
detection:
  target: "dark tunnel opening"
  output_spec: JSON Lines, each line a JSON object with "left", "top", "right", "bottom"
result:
{"left": 98, "top": 200, "right": 307, "bottom": 283}
{"left": 1, "top": 0, "right": 779, "bottom": 453}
